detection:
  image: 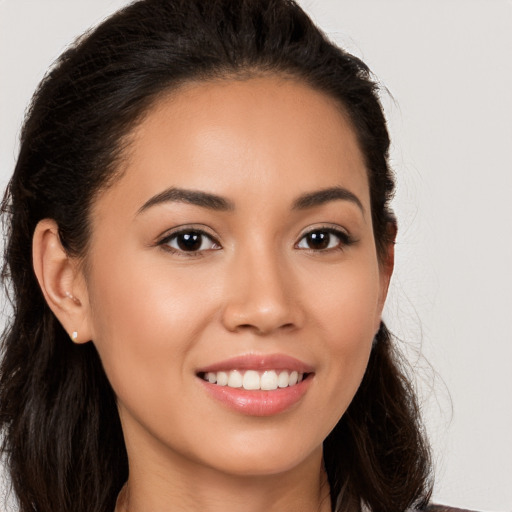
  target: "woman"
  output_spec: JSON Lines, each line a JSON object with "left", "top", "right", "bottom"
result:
{"left": 0, "top": 1, "right": 469, "bottom": 511}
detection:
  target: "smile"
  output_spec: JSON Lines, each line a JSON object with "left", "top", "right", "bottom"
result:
{"left": 196, "top": 354, "right": 314, "bottom": 415}
{"left": 199, "top": 369, "right": 307, "bottom": 390}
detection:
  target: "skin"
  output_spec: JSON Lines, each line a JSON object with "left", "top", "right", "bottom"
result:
{"left": 33, "top": 76, "right": 394, "bottom": 512}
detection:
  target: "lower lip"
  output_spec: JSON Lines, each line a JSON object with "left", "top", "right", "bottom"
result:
{"left": 199, "top": 376, "right": 312, "bottom": 417}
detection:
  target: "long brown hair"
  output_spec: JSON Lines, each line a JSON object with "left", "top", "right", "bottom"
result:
{"left": 0, "top": 1, "right": 432, "bottom": 511}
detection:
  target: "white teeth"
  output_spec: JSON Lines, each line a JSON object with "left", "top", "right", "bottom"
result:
{"left": 202, "top": 369, "right": 306, "bottom": 390}
{"left": 243, "top": 370, "right": 260, "bottom": 390}
{"left": 216, "top": 371, "right": 228, "bottom": 386}
{"left": 277, "top": 371, "right": 289, "bottom": 388}
{"left": 260, "top": 370, "right": 278, "bottom": 390}
{"left": 227, "top": 370, "right": 243, "bottom": 388}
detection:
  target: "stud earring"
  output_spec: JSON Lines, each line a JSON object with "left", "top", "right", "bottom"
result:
{"left": 71, "top": 331, "right": 78, "bottom": 342}
{"left": 65, "top": 291, "right": 80, "bottom": 304}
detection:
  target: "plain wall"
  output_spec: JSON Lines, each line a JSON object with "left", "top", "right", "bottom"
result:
{"left": 1, "top": 1, "right": 511, "bottom": 511}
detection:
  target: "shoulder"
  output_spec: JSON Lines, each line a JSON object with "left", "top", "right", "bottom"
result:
{"left": 425, "top": 506, "right": 478, "bottom": 512}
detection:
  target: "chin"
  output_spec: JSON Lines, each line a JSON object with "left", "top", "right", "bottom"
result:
{"left": 196, "top": 437, "right": 324, "bottom": 478}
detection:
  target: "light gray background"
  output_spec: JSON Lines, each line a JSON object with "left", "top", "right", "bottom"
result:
{"left": 1, "top": 1, "right": 511, "bottom": 511}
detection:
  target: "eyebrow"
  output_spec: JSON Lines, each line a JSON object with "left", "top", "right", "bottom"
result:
{"left": 137, "top": 185, "right": 364, "bottom": 216}
{"left": 292, "top": 186, "right": 364, "bottom": 213}
{"left": 137, "top": 187, "right": 235, "bottom": 214}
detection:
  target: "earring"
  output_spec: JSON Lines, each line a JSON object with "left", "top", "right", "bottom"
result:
{"left": 65, "top": 291, "right": 80, "bottom": 304}
{"left": 71, "top": 331, "right": 78, "bottom": 342}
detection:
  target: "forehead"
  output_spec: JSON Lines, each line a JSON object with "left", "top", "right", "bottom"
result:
{"left": 97, "top": 76, "right": 370, "bottom": 216}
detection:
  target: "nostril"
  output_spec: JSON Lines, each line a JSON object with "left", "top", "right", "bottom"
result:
{"left": 220, "top": 290, "right": 304, "bottom": 334}
{"left": 238, "top": 322, "right": 297, "bottom": 335}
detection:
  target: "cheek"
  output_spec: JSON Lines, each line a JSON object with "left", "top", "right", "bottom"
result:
{"left": 303, "top": 253, "right": 382, "bottom": 340}
{"left": 85, "top": 248, "right": 221, "bottom": 401}
{"left": 301, "top": 256, "right": 381, "bottom": 413}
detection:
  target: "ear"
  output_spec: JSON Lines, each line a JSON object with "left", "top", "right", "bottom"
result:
{"left": 375, "top": 221, "right": 397, "bottom": 330}
{"left": 32, "top": 219, "right": 93, "bottom": 344}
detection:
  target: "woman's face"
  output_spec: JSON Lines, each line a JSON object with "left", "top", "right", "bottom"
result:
{"left": 80, "top": 76, "right": 392, "bottom": 478}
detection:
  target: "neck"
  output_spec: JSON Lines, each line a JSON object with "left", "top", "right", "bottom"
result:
{"left": 116, "top": 447, "right": 331, "bottom": 512}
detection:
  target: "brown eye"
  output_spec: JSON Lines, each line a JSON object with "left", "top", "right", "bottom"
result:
{"left": 297, "top": 229, "right": 350, "bottom": 251}
{"left": 309, "top": 231, "right": 331, "bottom": 250}
{"left": 177, "top": 232, "right": 202, "bottom": 251}
{"left": 163, "top": 230, "right": 220, "bottom": 253}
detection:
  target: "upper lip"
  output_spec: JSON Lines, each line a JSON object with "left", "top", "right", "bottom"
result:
{"left": 196, "top": 353, "right": 314, "bottom": 374}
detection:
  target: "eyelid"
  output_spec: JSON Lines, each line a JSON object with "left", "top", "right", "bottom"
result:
{"left": 295, "top": 224, "right": 355, "bottom": 251}
{"left": 296, "top": 223, "right": 351, "bottom": 239}
{"left": 156, "top": 224, "right": 222, "bottom": 256}
{"left": 156, "top": 223, "right": 218, "bottom": 240}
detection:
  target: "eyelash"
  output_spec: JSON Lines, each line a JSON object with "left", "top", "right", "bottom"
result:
{"left": 157, "top": 226, "right": 354, "bottom": 257}
{"left": 158, "top": 228, "right": 220, "bottom": 257}
{"left": 295, "top": 226, "right": 355, "bottom": 253}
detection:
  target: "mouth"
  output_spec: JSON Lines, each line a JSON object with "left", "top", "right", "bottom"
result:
{"left": 197, "top": 369, "right": 312, "bottom": 390}
{"left": 196, "top": 354, "right": 314, "bottom": 416}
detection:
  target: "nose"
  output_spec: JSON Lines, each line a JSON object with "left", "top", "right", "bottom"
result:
{"left": 221, "top": 248, "right": 304, "bottom": 335}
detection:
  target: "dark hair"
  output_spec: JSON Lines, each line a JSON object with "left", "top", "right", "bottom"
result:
{"left": 0, "top": 1, "right": 432, "bottom": 511}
